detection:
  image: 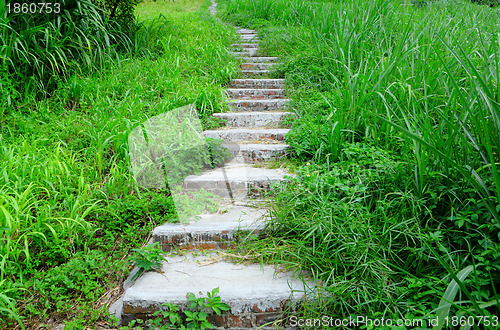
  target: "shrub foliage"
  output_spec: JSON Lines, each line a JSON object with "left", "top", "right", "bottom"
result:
{"left": 0, "top": 0, "right": 138, "bottom": 101}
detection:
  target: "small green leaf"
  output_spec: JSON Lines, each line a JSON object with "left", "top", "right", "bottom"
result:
{"left": 219, "top": 303, "right": 230, "bottom": 311}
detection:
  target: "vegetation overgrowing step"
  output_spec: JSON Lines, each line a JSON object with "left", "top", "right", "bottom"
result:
{"left": 213, "top": 112, "right": 293, "bottom": 127}
{"left": 183, "top": 163, "right": 290, "bottom": 199}
{"left": 226, "top": 88, "right": 284, "bottom": 99}
{"left": 121, "top": 253, "right": 310, "bottom": 328}
{"left": 153, "top": 205, "right": 267, "bottom": 251}
{"left": 229, "top": 99, "right": 290, "bottom": 111}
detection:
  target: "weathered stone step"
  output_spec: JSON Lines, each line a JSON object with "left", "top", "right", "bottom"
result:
{"left": 227, "top": 88, "right": 284, "bottom": 99}
{"left": 203, "top": 128, "right": 289, "bottom": 142}
{"left": 213, "top": 112, "right": 292, "bottom": 127}
{"left": 229, "top": 99, "right": 290, "bottom": 111}
{"left": 235, "top": 28, "right": 257, "bottom": 34}
{"left": 226, "top": 143, "right": 289, "bottom": 163}
{"left": 242, "top": 57, "right": 279, "bottom": 63}
{"left": 240, "top": 34, "right": 259, "bottom": 41}
{"left": 153, "top": 205, "right": 266, "bottom": 251}
{"left": 120, "top": 252, "right": 309, "bottom": 328}
{"left": 183, "top": 164, "right": 289, "bottom": 198}
{"left": 230, "top": 79, "right": 285, "bottom": 89}
{"left": 241, "top": 62, "right": 275, "bottom": 70}
{"left": 232, "top": 49, "right": 258, "bottom": 57}
{"left": 241, "top": 70, "right": 271, "bottom": 76}
{"left": 231, "top": 43, "right": 259, "bottom": 49}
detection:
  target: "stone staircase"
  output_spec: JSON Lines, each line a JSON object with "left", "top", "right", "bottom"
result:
{"left": 109, "top": 4, "right": 313, "bottom": 329}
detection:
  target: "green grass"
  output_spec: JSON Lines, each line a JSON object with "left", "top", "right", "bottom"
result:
{"left": 135, "top": 0, "right": 205, "bottom": 17}
{"left": 0, "top": 0, "right": 239, "bottom": 328}
{"left": 219, "top": 0, "right": 500, "bottom": 325}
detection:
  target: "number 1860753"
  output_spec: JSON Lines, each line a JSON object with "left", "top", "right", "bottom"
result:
{"left": 6, "top": 2, "right": 61, "bottom": 15}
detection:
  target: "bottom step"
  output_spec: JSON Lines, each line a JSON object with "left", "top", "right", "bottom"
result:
{"left": 120, "top": 253, "right": 312, "bottom": 328}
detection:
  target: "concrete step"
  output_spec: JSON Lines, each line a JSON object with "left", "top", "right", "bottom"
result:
{"left": 213, "top": 112, "right": 292, "bottom": 127}
{"left": 226, "top": 142, "right": 289, "bottom": 163}
{"left": 230, "top": 79, "right": 285, "bottom": 89}
{"left": 232, "top": 43, "right": 259, "bottom": 49}
{"left": 153, "top": 205, "right": 267, "bottom": 251}
{"left": 120, "top": 252, "right": 311, "bottom": 327}
{"left": 236, "top": 28, "right": 257, "bottom": 34}
{"left": 229, "top": 99, "right": 290, "bottom": 112}
{"left": 183, "top": 163, "right": 289, "bottom": 198}
{"left": 227, "top": 88, "right": 285, "bottom": 99}
{"left": 240, "top": 35, "right": 259, "bottom": 41}
{"left": 232, "top": 49, "right": 259, "bottom": 57}
{"left": 241, "top": 70, "right": 271, "bottom": 76}
{"left": 241, "top": 62, "right": 275, "bottom": 70}
{"left": 242, "top": 57, "right": 280, "bottom": 63}
{"left": 203, "top": 128, "right": 289, "bottom": 142}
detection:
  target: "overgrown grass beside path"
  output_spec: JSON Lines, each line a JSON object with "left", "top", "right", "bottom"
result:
{"left": 220, "top": 0, "right": 500, "bottom": 326}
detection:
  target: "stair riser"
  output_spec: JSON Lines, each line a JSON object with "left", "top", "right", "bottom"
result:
{"left": 229, "top": 100, "right": 290, "bottom": 112}
{"left": 122, "top": 295, "right": 296, "bottom": 328}
{"left": 230, "top": 79, "right": 285, "bottom": 89}
{"left": 239, "top": 148, "right": 288, "bottom": 163}
{"left": 154, "top": 229, "right": 262, "bottom": 252}
{"left": 227, "top": 89, "right": 284, "bottom": 99}
{"left": 213, "top": 112, "right": 291, "bottom": 127}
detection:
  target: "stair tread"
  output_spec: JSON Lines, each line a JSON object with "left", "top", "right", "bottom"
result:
{"left": 184, "top": 163, "right": 289, "bottom": 182}
{"left": 122, "top": 252, "right": 310, "bottom": 314}
{"left": 154, "top": 205, "right": 267, "bottom": 235}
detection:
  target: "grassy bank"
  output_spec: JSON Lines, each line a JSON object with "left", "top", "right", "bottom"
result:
{"left": 219, "top": 0, "right": 500, "bottom": 325}
{"left": 0, "top": 0, "right": 238, "bottom": 328}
